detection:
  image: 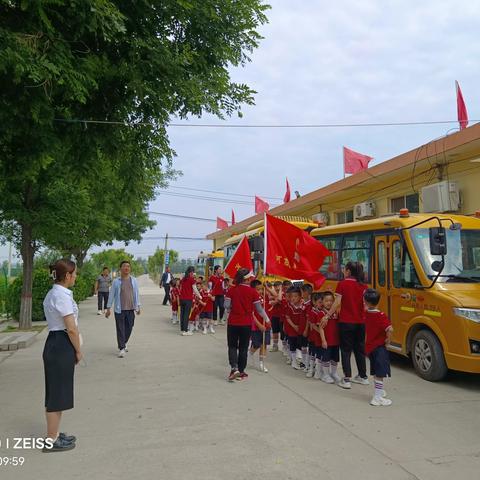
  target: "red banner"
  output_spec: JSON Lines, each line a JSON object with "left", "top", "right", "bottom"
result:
{"left": 255, "top": 196, "right": 270, "bottom": 214}
{"left": 231, "top": 209, "right": 236, "bottom": 225}
{"left": 264, "top": 214, "right": 331, "bottom": 289}
{"left": 456, "top": 80, "right": 469, "bottom": 130}
{"left": 343, "top": 146, "right": 373, "bottom": 175}
{"left": 224, "top": 235, "right": 253, "bottom": 279}
{"left": 216, "top": 217, "right": 228, "bottom": 230}
{"left": 284, "top": 177, "right": 291, "bottom": 203}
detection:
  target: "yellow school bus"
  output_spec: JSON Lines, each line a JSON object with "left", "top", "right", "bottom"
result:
{"left": 310, "top": 211, "right": 480, "bottom": 381}
{"left": 223, "top": 216, "right": 318, "bottom": 281}
{"left": 196, "top": 250, "right": 224, "bottom": 279}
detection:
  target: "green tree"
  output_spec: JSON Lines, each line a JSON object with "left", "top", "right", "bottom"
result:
{"left": 147, "top": 247, "right": 179, "bottom": 282}
{"left": 0, "top": 1, "right": 269, "bottom": 328}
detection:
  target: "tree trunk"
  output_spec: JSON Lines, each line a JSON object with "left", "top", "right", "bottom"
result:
{"left": 74, "top": 248, "right": 89, "bottom": 269}
{"left": 19, "top": 223, "right": 34, "bottom": 330}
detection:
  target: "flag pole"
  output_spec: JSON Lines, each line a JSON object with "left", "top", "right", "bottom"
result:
{"left": 262, "top": 283, "right": 267, "bottom": 372}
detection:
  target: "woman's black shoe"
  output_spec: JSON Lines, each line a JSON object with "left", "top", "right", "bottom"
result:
{"left": 42, "top": 436, "right": 76, "bottom": 453}
{"left": 59, "top": 432, "right": 76, "bottom": 443}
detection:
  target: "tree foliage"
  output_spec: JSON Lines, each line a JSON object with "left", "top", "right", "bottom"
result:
{"left": 0, "top": 0, "right": 269, "bottom": 328}
{"left": 147, "top": 247, "right": 179, "bottom": 282}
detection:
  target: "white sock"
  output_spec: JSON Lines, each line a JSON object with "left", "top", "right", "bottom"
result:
{"left": 310, "top": 355, "right": 316, "bottom": 369}
{"left": 322, "top": 362, "right": 330, "bottom": 375}
{"left": 302, "top": 351, "right": 308, "bottom": 366}
{"left": 330, "top": 361, "right": 338, "bottom": 375}
{"left": 374, "top": 379, "right": 384, "bottom": 398}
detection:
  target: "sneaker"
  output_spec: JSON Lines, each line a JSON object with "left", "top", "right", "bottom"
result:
{"left": 125, "top": 345, "right": 128, "bottom": 352}
{"left": 258, "top": 361, "right": 268, "bottom": 373}
{"left": 291, "top": 358, "right": 301, "bottom": 370}
{"left": 337, "top": 378, "right": 352, "bottom": 389}
{"left": 43, "top": 436, "right": 76, "bottom": 453}
{"left": 118, "top": 349, "right": 126, "bottom": 358}
{"left": 228, "top": 370, "right": 241, "bottom": 382}
{"left": 320, "top": 373, "right": 335, "bottom": 384}
{"left": 306, "top": 367, "right": 314, "bottom": 378}
{"left": 97, "top": 311, "right": 102, "bottom": 316}
{"left": 314, "top": 368, "right": 322, "bottom": 380}
{"left": 330, "top": 372, "right": 342, "bottom": 384}
{"left": 213, "top": 321, "right": 218, "bottom": 326}
{"left": 352, "top": 375, "right": 370, "bottom": 385}
{"left": 269, "top": 344, "right": 278, "bottom": 352}
{"left": 202, "top": 327, "right": 207, "bottom": 335}
{"left": 181, "top": 331, "right": 193, "bottom": 336}
{"left": 209, "top": 326, "right": 215, "bottom": 334}
{"left": 370, "top": 396, "right": 393, "bottom": 406}
{"left": 299, "top": 362, "right": 306, "bottom": 369}
{"left": 286, "top": 357, "right": 292, "bottom": 365}
{"left": 236, "top": 372, "right": 249, "bottom": 381}
{"left": 59, "top": 432, "right": 76, "bottom": 443}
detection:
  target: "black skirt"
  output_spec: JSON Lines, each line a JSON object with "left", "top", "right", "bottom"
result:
{"left": 43, "top": 331, "right": 76, "bottom": 412}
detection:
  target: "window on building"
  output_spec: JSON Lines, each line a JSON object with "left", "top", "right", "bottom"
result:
{"left": 391, "top": 193, "right": 419, "bottom": 213}
{"left": 336, "top": 210, "right": 354, "bottom": 224}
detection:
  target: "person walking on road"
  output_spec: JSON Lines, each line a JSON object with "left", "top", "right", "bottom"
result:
{"left": 106, "top": 260, "right": 141, "bottom": 358}
{"left": 224, "top": 268, "right": 270, "bottom": 382}
{"left": 94, "top": 267, "right": 112, "bottom": 315}
{"left": 178, "top": 266, "right": 202, "bottom": 336}
{"left": 209, "top": 265, "right": 225, "bottom": 325}
{"left": 323, "top": 261, "right": 368, "bottom": 390}
{"left": 160, "top": 266, "right": 172, "bottom": 306}
{"left": 42, "top": 259, "right": 82, "bottom": 453}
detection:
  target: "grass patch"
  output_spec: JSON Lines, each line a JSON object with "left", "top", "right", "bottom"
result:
{"left": 2, "top": 325, "right": 46, "bottom": 333}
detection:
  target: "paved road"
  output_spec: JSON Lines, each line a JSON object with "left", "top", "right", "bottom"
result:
{"left": 1, "top": 275, "right": 480, "bottom": 480}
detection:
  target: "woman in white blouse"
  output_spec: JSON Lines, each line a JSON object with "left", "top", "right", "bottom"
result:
{"left": 42, "top": 259, "right": 82, "bottom": 453}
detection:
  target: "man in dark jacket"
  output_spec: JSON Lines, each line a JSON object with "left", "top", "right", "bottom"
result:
{"left": 160, "top": 266, "right": 172, "bottom": 306}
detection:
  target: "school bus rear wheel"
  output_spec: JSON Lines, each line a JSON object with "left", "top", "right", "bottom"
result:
{"left": 411, "top": 330, "right": 448, "bottom": 382}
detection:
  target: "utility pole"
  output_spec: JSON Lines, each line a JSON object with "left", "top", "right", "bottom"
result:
{"left": 162, "top": 233, "right": 169, "bottom": 274}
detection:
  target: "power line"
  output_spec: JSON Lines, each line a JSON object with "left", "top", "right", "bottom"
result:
{"left": 167, "top": 185, "right": 282, "bottom": 201}
{"left": 158, "top": 190, "right": 279, "bottom": 207}
{"left": 143, "top": 236, "right": 208, "bottom": 241}
{"left": 148, "top": 211, "right": 217, "bottom": 222}
{"left": 54, "top": 117, "right": 479, "bottom": 129}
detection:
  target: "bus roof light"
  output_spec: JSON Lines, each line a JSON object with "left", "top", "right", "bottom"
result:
{"left": 399, "top": 208, "right": 410, "bottom": 218}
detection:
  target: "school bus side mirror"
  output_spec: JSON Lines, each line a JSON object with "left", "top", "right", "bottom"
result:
{"left": 429, "top": 227, "right": 447, "bottom": 256}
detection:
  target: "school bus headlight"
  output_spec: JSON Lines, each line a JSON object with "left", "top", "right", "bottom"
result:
{"left": 453, "top": 308, "right": 480, "bottom": 323}
{"left": 470, "top": 340, "right": 480, "bottom": 354}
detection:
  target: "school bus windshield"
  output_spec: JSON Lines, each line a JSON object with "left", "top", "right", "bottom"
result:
{"left": 410, "top": 228, "right": 480, "bottom": 282}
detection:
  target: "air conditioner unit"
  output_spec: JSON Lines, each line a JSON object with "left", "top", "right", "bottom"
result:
{"left": 312, "top": 212, "right": 330, "bottom": 225}
{"left": 421, "top": 181, "right": 460, "bottom": 213}
{"left": 354, "top": 201, "right": 376, "bottom": 219}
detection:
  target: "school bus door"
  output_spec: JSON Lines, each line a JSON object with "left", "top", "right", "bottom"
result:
{"left": 375, "top": 234, "right": 416, "bottom": 352}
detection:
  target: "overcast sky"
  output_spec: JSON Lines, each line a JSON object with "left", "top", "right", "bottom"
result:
{"left": 3, "top": 0, "right": 480, "bottom": 265}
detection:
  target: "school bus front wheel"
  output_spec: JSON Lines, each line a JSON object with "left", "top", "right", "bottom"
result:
{"left": 410, "top": 329, "right": 448, "bottom": 382}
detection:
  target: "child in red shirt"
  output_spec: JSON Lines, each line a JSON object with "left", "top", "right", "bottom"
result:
{"left": 189, "top": 279, "right": 205, "bottom": 332}
{"left": 266, "top": 281, "right": 283, "bottom": 352}
{"left": 200, "top": 282, "right": 215, "bottom": 334}
{"left": 170, "top": 279, "right": 180, "bottom": 325}
{"left": 301, "top": 284, "right": 313, "bottom": 370}
{"left": 364, "top": 288, "right": 393, "bottom": 406}
{"left": 319, "top": 291, "right": 340, "bottom": 384}
{"left": 284, "top": 286, "right": 305, "bottom": 370}
{"left": 248, "top": 280, "right": 271, "bottom": 373}
{"left": 306, "top": 292, "right": 323, "bottom": 378}
{"left": 281, "top": 280, "right": 293, "bottom": 356}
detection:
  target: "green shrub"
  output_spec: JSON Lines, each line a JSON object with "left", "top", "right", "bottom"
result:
{"left": 7, "top": 268, "right": 96, "bottom": 321}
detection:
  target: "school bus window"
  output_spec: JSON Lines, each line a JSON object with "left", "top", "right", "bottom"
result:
{"left": 341, "top": 233, "right": 372, "bottom": 282}
{"left": 403, "top": 248, "right": 420, "bottom": 288}
{"left": 392, "top": 240, "right": 402, "bottom": 288}
{"left": 318, "top": 236, "right": 341, "bottom": 280}
{"left": 377, "top": 241, "right": 386, "bottom": 286}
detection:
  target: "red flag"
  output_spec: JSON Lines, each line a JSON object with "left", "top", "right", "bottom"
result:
{"left": 456, "top": 80, "right": 469, "bottom": 130}
{"left": 255, "top": 196, "right": 270, "bottom": 214}
{"left": 264, "top": 214, "right": 331, "bottom": 289}
{"left": 224, "top": 235, "right": 253, "bottom": 279}
{"left": 284, "top": 177, "right": 291, "bottom": 203}
{"left": 216, "top": 217, "right": 228, "bottom": 230}
{"left": 231, "top": 209, "right": 236, "bottom": 225}
{"left": 343, "top": 146, "right": 373, "bottom": 175}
